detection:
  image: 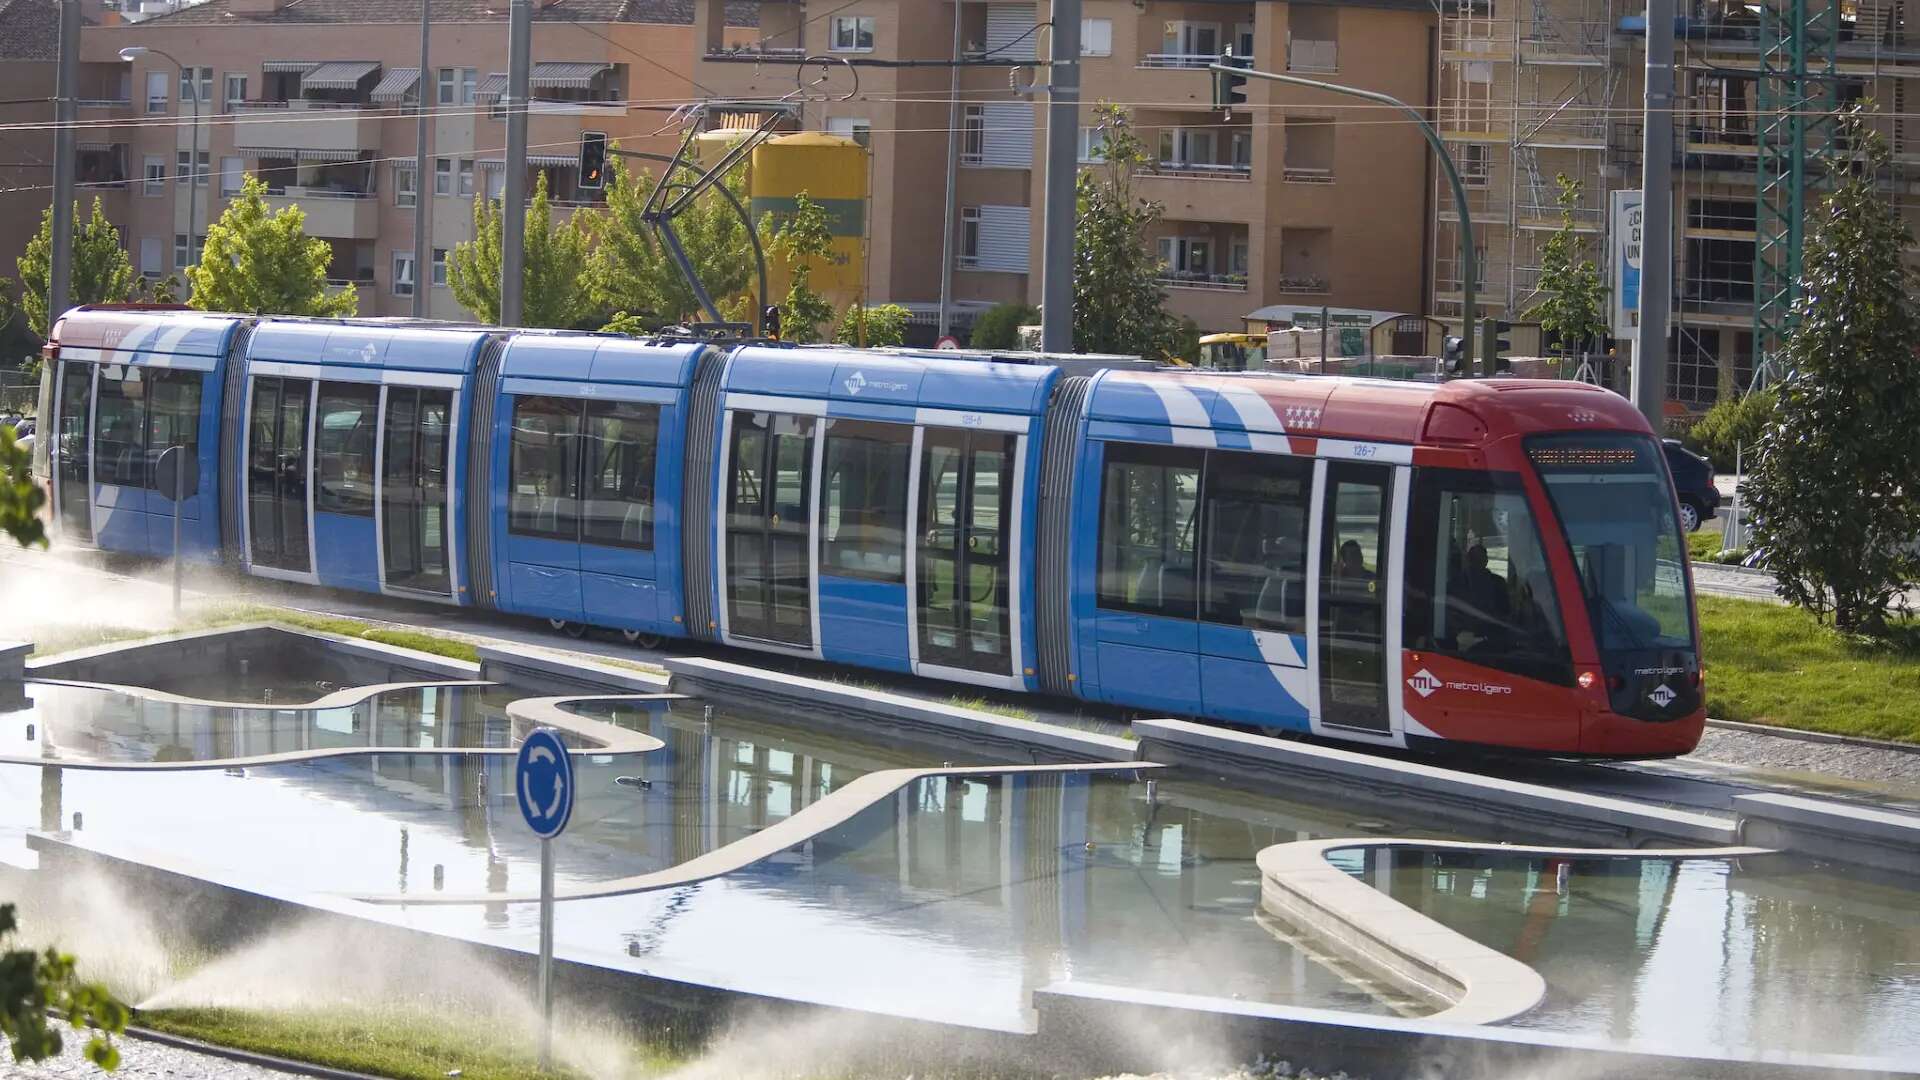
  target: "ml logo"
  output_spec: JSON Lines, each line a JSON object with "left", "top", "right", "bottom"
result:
{"left": 844, "top": 371, "right": 867, "bottom": 395}
{"left": 1407, "top": 669, "right": 1443, "bottom": 698}
{"left": 1648, "top": 684, "right": 1676, "bottom": 708}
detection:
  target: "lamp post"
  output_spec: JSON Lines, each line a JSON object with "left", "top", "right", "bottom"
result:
{"left": 120, "top": 46, "right": 200, "bottom": 277}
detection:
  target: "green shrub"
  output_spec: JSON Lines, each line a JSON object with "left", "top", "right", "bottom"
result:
{"left": 969, "top": 302, "right": 1037, "bottom": 350}
{"left": 832, "top": 302, "right": 911, "bottom": 347}
{"left": 1688, "top": 388, "right": 1777, "bottom": 471}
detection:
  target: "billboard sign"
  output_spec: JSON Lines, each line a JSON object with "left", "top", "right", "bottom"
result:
{"left": 1611, "top": 189, "right": 1644, "bottom": 338}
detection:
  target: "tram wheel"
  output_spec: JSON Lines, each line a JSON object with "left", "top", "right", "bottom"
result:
{"left": 621, "top": 630, "right": 665, "bottom": 649}
{"left": 548, "top": 618, "right": 589, "bottom": 639}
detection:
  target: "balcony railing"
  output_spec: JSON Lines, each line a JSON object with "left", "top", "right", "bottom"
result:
{"left": 1287, "top": 39, "right": 1337, "bottom": 72}
{"left": 1283, "top": 165, "right": 1334, "bottom": 184}
{"left": 1277, "top": 274, "right": 1331, "bottom": 293}
{"left": 1140, "top": 52, "right": 1220, "bottom": 69}
{"left": 1157, "top": 271, "right": 1249, "bottom": 291}
{"left": 78, "top": 97, "right": 132, "bottom": 108}
{"left": 1154, "top": 160, "right": 1251, "bottom": 180}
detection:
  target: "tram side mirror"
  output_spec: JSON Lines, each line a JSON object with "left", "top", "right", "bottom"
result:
{"left": 153, "top": 445, "right": 198, "bottom": 502}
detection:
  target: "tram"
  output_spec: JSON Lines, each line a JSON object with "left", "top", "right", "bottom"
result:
{"left": 35, "top": 307, "right": 1705, "bottom": 758}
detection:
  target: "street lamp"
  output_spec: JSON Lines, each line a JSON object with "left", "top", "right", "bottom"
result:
{"left": 120, "top": 45, "right": 200, "bottom": 277}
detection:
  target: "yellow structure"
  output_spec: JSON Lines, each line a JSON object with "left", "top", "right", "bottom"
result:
{"left": 749, "top": 132, "right": 868, "bottom": 316}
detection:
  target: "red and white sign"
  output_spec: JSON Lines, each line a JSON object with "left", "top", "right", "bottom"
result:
{"left": 935, "top": 336, "right": 961, "bottom": 350}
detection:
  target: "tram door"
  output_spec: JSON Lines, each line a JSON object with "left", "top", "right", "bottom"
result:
{"left": 248, "top": 376, "right": 312, "bottom": 573}
{"left": 725, "top": 412, "right": 815, "bottom": 647}
{"left": 916, "top": 429, "right": 1014, "bottom": 674}
{"left": 55, "top": 361, "right": 93, "bottom": 540}
{"left": 1319, "top": 462, "right": 1393, "bottom": 732}
{"left": 380, "top": 387, "right": 453, "bottom": 595}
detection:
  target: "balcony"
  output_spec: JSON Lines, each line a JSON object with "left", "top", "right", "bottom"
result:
{"left": 527, "top": 99, "right": 626, "bottom": 119}
{"left": 1157, "top": 271, "right": 1248, "bottom": 291}
{"left": 265, "top": 188, "right": 379, "bottom": 239}
{"left": 1276, "top": 275, "right": 1331, "bottom": 294}
{"left": 1286, "top": 39, "right": 1337, "bottom": 73}
{"left": 1282, "top": 166, "right": 1333, "bottom": 184}
{"left": 232, "top": 101, "right": 378, "bottom": 158}
{"left": 1139, "top": 53, "right": 1219, "bottom": 69}
{"left": 1156, "top": 161, "right": 1251, "bottom": 181}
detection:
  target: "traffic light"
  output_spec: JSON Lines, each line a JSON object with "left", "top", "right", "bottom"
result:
{"left": 578, "top": 131, "right": 607, "bottom": 191}
{"left": 1444, "top": 334, "right": 1468, "bottom": 376}
{"left": 762, "top": 304, "right": 782, "bottom": 340}
{"left": 1481, "top": 318, "right": 1514, "bottom": 375}
{"left": 1211, "top": 47, "right": 1249, "bottom": 112}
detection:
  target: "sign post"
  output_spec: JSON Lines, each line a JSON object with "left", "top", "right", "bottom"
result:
{"left": 515, "top": 728, "right": 573, "bottom": 1071}
{"left": 153, "top": 445, "right": 188, "bottom": 617}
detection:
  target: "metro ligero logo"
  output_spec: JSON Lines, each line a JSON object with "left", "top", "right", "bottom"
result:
{"left": 1648, "top": 684, "right": 1677, "bottom": 708}
{"left": 1407, "top": 669, "right": 1443, "bottom": 698}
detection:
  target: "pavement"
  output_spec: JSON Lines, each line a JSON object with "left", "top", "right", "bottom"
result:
{"left": 0, "top": 1035, "right": 296, "bottom": 1079}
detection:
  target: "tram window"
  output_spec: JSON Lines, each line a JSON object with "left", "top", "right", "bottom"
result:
{"left": 1201, "top": 450, "right": 1311, "bottom": 634}
{"left": 146, "top": 371, "right": 201, "bottom": 496}
{"left": 581, "top": 401, "right": 659, "bottom": 550}
{"left": 94, "top": 365, "right": 148, "bottom": 488}
{"left": 314, "top": 383, "right": 378, "bottom": 516}
{"left": 509, "top": 396, "right": 581, "bottom": 540}
{"left": 820, "top": 420, "right": 910, "bottom": 581}
{"left": 1404, "top": 469, "right": 1572, "bottom": 686}
{"left": 1098, "top": 442, "right": 1202, "bottom": 619}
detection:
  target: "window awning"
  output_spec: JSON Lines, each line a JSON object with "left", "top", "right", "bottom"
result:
{"left": 76, "top": 141, "right": 118, "bottom": 152}
{"left": 475, "top": 72, "right": 508, "bottom": 101}
{"left": 529, "top": 61, "right": 611, "bottom": 89}
{"left": 301, "top": 61, "right": 381, "bottom": 91}
{"left": 477, "top": 155, "right": 580, "bottom": 169}
{"left": 262, "top": 60, "right": 318, "bottom": 74}
{"left": 369, "top": 67, "right": 419, "bottom": 103}
{"left": 248, "top": 147, "right": 369, "bottom": 162}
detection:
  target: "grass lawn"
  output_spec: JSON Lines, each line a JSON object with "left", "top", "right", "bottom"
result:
{"left": 1700, "top": 594, "right": 1920, "bottom": 743}
{"left": 137, "top": 1006, "right": 678, "bottom": 1080}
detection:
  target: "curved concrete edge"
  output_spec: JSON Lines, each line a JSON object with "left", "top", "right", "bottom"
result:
{"left": 28, "top": 677, "right": 496, "bottom": 713}
{"left": 348, "top": 759, "right": 1165, "bottom": 906}
{"left": 1735, "top": 792, "right": 1920, "bottom": 876}
{"left": 1255, "top": 838, "right": 1773, "bottom": 1027}
{"left": 0, "top": 691, "right": 670, "bottom": 772}
{"left": 26, "top": 621, "right": 482, "bottom": 682}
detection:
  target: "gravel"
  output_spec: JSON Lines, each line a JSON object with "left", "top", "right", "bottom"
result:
{"left": 0, "top": 1035, "right": 298, "bottom": 1079}
{"left": 1691, "top": 723, "right": 1920, "bottom": 787}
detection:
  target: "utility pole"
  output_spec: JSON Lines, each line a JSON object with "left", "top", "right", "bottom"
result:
{"left": 936, "top": 0, "right": 963, "bottom": 340}
{"left": 48, "top": 0, "right": 79, "bottom": 325}
{"left": 1038, "top": 0, "right": 1080, "bottom": 353}
{"left": 500, "top": 0, "right": 531, "bottom": 326}
{"left": 1633, "top": 0, "right": 1675, "bottom": 428}
{"left": 413, "top": 0, "right": 432, "bottom": 318}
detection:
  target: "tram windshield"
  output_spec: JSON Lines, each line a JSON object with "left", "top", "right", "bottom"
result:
{"left": 1527, "top": 434, "right": 1695, "bottom": 654}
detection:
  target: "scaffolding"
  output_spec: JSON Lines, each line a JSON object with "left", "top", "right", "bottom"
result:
{"left": 1754, "top": 0, "right": 1841, "bottom": 385}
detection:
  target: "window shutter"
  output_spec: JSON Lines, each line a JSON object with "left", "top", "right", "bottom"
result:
{"left": 980, "top": 102, "right": 1034, "bottom": 167}
{"left": 973, "top": 205, "right": 1030, "bottom": 273}
{"left": 984, "top": 4, "right": 1038, "bottom": 61}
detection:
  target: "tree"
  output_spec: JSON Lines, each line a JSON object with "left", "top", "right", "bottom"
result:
{"left": 588, "top": 156, "right": 753, "bottom": 329}
{"left": 764, "top": 193, "right": 837, "bottom": 344}
{"left": 0, "top": 427, "right": 44, "bottom": 549}
{"left": 970, "top": 302, "right": 1036, "bottom": 350}
{"left": 833, "top": 303, "right": 911, "bottom": 347}
{"left": 1073, "top": 105, "right": 1179, "bottom": 357}
{"left": 0, "top": 906, "right": 125, "bottom": 1069}
{"left": 1525, "top": 174, "right": 1608, "bottom": 376}
{"left": 448, "top": 171, "right": 594, "bottom": 328}
{"left": 1746, "top": 106, "right": 1920, "bottom": 634}
{"left": 185, "top": 175, "right": 355, "bottom": 317}
{"left": 16, "top": 199, "right": 136, "bottom": 339}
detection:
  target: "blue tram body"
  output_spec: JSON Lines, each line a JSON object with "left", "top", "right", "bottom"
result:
{"left": 42, "top": 307, "right": 1708, "bottom": 759}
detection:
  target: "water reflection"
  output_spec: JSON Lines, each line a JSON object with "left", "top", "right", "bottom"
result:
{"left": 1356, "top": 847, "right": 1920, "bottom": 1058}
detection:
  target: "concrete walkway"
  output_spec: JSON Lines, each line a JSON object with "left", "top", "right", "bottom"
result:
{"left": 0, "top": 1035, "right": 298, "bottom": 1079}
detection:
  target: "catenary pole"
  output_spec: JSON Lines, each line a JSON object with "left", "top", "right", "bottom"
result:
{"left": 413, "top": 0, "right": 432, "bottom": 318}
{"left": 49, "top": 0, "right": 79, "bottom": 326}
{"left": 937, "top": 0, "right": 963, "bottom": 339}
{"left": 1038, "top": 0, "right": 1080, "bottom": 352}
{"left": 1633, "top": 0, "right": 1675, "bottom": 427}
{"left": 501, "top": 0, "right": 532, "bottom": 326}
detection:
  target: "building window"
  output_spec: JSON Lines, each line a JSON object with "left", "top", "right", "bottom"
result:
{"left": 830, "top": 15, "right": 875, "bottom": 52}
{"left": 223, "top": 73, "right": 247, "bottom": 112}
{"left": 961, "top": 106, "right": 984, "bottom": 165}
{"left": 220, "top": 156, "right": 243, "bottom": 195}
{"left": 959, "top": 206, "right": 980, "bottom": 265}
{"left": 173, "top": 233, "right": 203, "bottom": 268}
{"left": 457, "top": 158, "right": 475, "bottom": 197}
{"left": 431, "top": 248, "right": 447, "bottom": 286}
{"left": 177, "top": 151, "right": 210, "bottom": 187}
{"left": 395, "top": 165, "right": 417, "bottom": 207}
{"left": 461, "top": 68, "right": 477, "bottom": 104}
{"left": 437, "top": 67, "right": 477, "bottom": 106}
{"left": 139, "top": 237, "right": 162, "bottom": 277}
{"left": 392, "top": 251, "right": 415, "bottom": 297}
{"left": 1459, "top": 143, "right": 1490, "bottom": 187}
{"left": 827, "top": 116, "right": 872, "bottom": 148}
{"left": 434, "top": 157, "right": 452, "bottom": 196}
{"left": 145, "top": 71, "right": 169, "bottom": 114}
{"left": 1081, "top": 17, "right": 1112, "bottom": 56}
{"left": 1077, "top": 126, "right": 1107, "bottom": 163}
{"left": 178, "top": 66, "right": 213, "bottom": 106}
{"left": 142, "top": 155, "right": 166, "bottom": 196}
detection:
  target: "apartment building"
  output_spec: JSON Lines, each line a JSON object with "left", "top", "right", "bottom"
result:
{"left": 72, "top": 0, "right": 739, "bottom": 318}
{"left": 693, "top": 0, "right": 1436, "bottom": 334}
{"left": 1434, "top": 0, "right": 1920, "bottom": 409}
{"left": 0, "top": 0, "right": 65, "bottom": 307}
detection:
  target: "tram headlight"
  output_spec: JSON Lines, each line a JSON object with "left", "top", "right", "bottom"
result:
{"left": 1577, "top": 670, "right": 1599, "bottom": 691}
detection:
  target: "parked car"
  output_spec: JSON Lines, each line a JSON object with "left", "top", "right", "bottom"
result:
{"left": 1662, "top": 439, "right": 1719, "bottom": 532}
